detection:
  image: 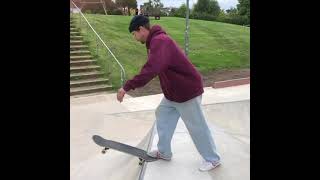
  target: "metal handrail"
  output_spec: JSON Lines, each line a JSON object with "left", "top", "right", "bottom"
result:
{"left": 71, "top": 0, "right": 126, "bottom": 86}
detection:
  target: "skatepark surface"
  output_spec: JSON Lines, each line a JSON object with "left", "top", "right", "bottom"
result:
{"left": 70, "top": 84, "right": 250, "bottom": 180}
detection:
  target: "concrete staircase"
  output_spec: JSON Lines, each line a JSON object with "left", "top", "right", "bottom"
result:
{"left": 70, "top": 18, "right": 112, "bottom": 96}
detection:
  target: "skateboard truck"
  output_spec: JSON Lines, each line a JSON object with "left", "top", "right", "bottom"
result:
{"left": 139, "top": 158, "right": 145, "bottom": 165}
{"left": 102, "top": 147, "right": 110, "bottom": 154}
{"left": 102, "top": 148, "right": 145, "bottom": 165}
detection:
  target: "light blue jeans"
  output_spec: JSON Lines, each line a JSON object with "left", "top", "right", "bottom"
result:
{"left": 155, "top": 95, "right": 221, "bottom": 162}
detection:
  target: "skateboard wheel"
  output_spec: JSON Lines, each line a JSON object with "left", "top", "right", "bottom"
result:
{"left": 138, "top": 158, "right": 145, "bottom": 166}
{"left": 102, "top": 147, "right": 109, "bottom": 154}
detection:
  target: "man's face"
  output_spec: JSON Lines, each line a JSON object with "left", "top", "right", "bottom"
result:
{"left": 132, "top": 27, "right": 146, "bottom": 44}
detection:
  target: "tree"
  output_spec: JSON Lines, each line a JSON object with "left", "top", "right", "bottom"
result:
{"left": 104, "top": 0, "right": 117, "bottom": 13}
{"left": 192, "top": 0, "right": 220, "bottom": 21}
{"left": 80, "top": 0, "right": 114, "bottom": 14}
{"left": 207, "top": 0, "right": 220, "bottom": 17}
{"left": 221, "top": 6, "right": 248, "bottom": 25}
{"left": 237, "top": 0, "right": 250, "bottom": 18}
{"left": 169, "top": 8, "right": 178, "bottom": 16}
{"left": 236, "top": 0, "right": 250, "bottom": 25}
{"left": 226, "top": 7, "right": 238, "bottom": 16}
{"left": 193, "top": 0, "right": 220, "bottom": 17}
{"left": 139, "top": 0, "right": 164, "bottom": 16}
{"left": 152, "top": 0, "right": 163, "bottom": 17}
{"left": 116, "top": 0, "right": 126, "bottom": 13}
{"left": 154, "top": 0, "right": 163, "bottom": 8}
{"left": 216, "top": 0, "right": 250, "bottom": 25}
{"left": 176, "top": 3, "right": 187, "bottom": 17}
{"left": 193, "top": 0, "right": 209, "bottom": 13}
{"left": 142, "top": 0, "right": 153, "bottom": 15}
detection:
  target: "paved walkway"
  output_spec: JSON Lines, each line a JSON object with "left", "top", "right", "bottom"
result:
{"left": 70, "top": 84, "right": 250, "bottom": 180}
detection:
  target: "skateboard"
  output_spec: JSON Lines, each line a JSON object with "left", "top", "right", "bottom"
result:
{"left": 92, "top": 135, "right": 158, "bottom": 165}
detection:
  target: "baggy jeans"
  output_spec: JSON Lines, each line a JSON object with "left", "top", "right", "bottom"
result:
{"left": 155, "top": 95, "right": 220, "bottom": 162}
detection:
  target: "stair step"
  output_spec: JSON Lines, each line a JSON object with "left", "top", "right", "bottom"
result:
{"left": 70, "top": 84, "right": 113, "bottom": 96}
{"left": 70, "top": 60, "right": 96, "bottom": 66}
{"left": 70, "top": 65, "right": 100, "bottom": 73}
{"left": 71, "top": 32, "right": 81, "bottom": 36}
{"left": 70, "top": 45, "right": 88, "bottom": 50}
{"left": 70, "top": 40, "right": 84, "bottom": 45}
{"left": 70, "top": 29, "right": 79, "bottom": 33}
{"left": 70, "top": 71, "right": 104, "bottom": 80}
{"left": 70, "top": 78, "right": 109, "bottom": 88}
{"left": 70, "top": 36, "right": 83, "bottom": 40}
{"left": 70, "top": 55, "right": 93, "bottom": 61}
{"left": 70, "top": 50, "right": 91, "bottom": 55}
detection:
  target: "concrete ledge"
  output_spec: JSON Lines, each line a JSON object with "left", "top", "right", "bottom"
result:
{"left": 212, "top": 77, "right": 250, "bottom": 89}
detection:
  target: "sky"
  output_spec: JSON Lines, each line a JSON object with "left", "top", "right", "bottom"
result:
{"left": 136, "top": 0, "right": 239, "bottom": 10}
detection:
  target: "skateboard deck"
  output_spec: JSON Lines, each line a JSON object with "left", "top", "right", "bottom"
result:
{"left": 92, "top": 135, "right": 158, "bottom": 165}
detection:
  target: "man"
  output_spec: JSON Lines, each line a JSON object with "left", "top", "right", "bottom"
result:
{"left": 117, "top": 15, "right": 221, "bottom": 171}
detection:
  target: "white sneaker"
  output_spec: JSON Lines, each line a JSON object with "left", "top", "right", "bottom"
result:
{"left": 147, "top": 150, "right": 171, "bottom": 161}
{"left": 199, "top": 160, "right": 221, "bottom": 171}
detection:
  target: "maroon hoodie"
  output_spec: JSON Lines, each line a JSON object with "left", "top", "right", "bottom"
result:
{"left": 123, "top": 25, "right": 204, "bottom": 103}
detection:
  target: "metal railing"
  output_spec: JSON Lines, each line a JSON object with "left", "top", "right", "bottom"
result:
{"left": 70, "top": 0, "right": 126, "bottom": 87}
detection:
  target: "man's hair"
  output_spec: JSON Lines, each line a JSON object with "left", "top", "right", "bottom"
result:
{"left": 129, "top": 15, "right": 150, "bottom": 33}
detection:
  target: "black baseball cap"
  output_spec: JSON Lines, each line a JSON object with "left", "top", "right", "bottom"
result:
{"left": 128, "top": 15, "right": 149, "bottom": 33}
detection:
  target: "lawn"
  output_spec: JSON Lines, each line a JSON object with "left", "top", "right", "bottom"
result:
{"left": 71, "top": 14, "right": 250, "bottom": 88}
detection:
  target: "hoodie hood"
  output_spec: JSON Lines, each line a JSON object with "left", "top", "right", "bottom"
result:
{"left": 146, "top": 25, "right": 167, "bottom": 49}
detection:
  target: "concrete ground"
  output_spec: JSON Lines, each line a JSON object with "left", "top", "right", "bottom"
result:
{"left": 70, "top": 84, "right": 250, "bottom": 180}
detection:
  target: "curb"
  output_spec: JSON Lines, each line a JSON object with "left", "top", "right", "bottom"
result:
{"left": 212, "top": 77, "right": 250, "bottom": 88}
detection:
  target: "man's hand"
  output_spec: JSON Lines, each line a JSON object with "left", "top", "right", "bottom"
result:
{"left": 117, "top": 88, "right": 126, "bottom": 103}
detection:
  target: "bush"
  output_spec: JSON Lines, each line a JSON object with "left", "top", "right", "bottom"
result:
{"left": 160, "top": 11, "right": 168, "bottom": 17}
{"left": 228, "top": 15, "right": 249, "bottom": 25}
{"left": 216, "top": 13, "right": 250, "bottom": 26}
{"left": 82, "top": 8, "right": 106, "bottom": 15}
{"left": 108, "top": 9, "right": 123, "bottom": 15}
{"left": 190, "top": 12, "right": 217, "bottom": 21}
{"left": 92, "top": 10, "right": 106, "bottom": 14}
{"left": 83, "top": 9, "right": 92, "bottom": 14}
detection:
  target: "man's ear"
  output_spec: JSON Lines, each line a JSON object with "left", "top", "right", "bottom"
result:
{"left": 138, "top": 26, "right": 146, "bottom": 32}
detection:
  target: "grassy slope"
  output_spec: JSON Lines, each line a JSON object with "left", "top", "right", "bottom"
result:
{"left": 71, "top": 14, "right": 250, "bottom": 88}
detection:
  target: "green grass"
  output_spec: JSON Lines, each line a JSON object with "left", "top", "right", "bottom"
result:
{"left": 71, "top": 14, "right": 250, "bottom": 88}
